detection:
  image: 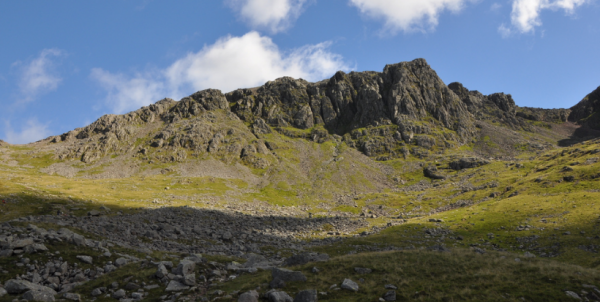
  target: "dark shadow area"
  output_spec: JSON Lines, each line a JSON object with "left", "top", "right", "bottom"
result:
{"left": 0, "top": 191, "right": 372, "bottom": 257}
{"left": 558, "top": 126, "right": 600, "bottom": 147}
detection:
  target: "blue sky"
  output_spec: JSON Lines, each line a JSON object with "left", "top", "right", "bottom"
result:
{"left": 1, "top": 0, "right": 599, "bottom": 144}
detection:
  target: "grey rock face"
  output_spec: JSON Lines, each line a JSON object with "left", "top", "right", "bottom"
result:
{"left": 293, "top": 289, "right": 317, "bottom": 302}
{"left": 252, "top": 118, "right": 272, "bottom": 135}
{"left": 23, "top": 290, "right": 55, "bottom": 302}
{"left": 272, "top": 268, "right": 307, "bottom": 283}
{"left": 238, "top": 290, "right": 259, "bottom": 302}
{"left": 0, "top": 287, "right": 7, "bottom": 297}
{"left": 267, "top": 291, "right": 293, "bottom": 302}
{"left": 340, "top": 279, "right": 359, "bottom": 292}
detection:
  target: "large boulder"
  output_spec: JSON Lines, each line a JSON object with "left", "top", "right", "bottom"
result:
{"left": 238, "top": 290, "right": 259, "bottom": 302}
{"left": 23, "top": 290, "right": 55, "bottom": 302}
{"left": 267, "top": 291, "right": 293, "bottom": 302}
{"left": 4, "top": 280, "right": 57, "bottom": 295}
{"left": 293, "top": 289, "right": 317, "bottom": 302}
{"left": 272, "top": 268, "right": 307, "bottom": 283}
{"left": 173, "top": 259, "right": 195, "bottom": 276}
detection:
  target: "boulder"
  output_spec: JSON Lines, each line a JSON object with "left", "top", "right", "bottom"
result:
{"left": 238, "top": 290, "right": 259, "bottom": 302}
{"left": 23, "top": 290, "right": 55, "bottom": 302}
{"left": 76, "top": 255, "right": 93, "bottom": 264}
{"left": 173, "top": 259, "right": 195, "bottom": 276}
{"left": 423, "top": 166, "right": 445, "bottom": 180}
{"left": 267, "top": 291, "right": 293, "bottom": 302}
{"left": 112, "top": 289, "right": 126, "bottom": 299}
{"left": 0, "top": 249, "right": 13, "bottom": 257}
{"left": 4, "top": 280, "right": 57, "bottom": 295}
{"left": 87, "top": 210, "right": 102, "bottom": 216}
{"left": 62, "top": 293, "right": 81, "bottom": 301}
{"left": 10, "top": 238, "right": 34, "bottom": 249}
{"left": 341, "top": 279, "right": 359, "bottom": 292}
{"left": 114, "top": 257, "right": 129, "bottom": 267}
{"left": 382, "top": 290, "right": 396, "bottom": 301}
{"left": 449, "top": 157, "right": 490, "bottom": 170}
{"left": 165, "top": 280, "right": 189, "bottom": 292}
{"left": 90, "top": 288, "right": 103, "bottom": 297}
{"left": 269, "top": 278, "right": 286, "bottom": 289}
{"left": 272, "top": 268, "right": 307, "bottom": 283}
{"left": 155, "top": 263, "right": 169, "bottom": 278}
{"left": 293, "top": 289, "right": 317, "bottom": 302}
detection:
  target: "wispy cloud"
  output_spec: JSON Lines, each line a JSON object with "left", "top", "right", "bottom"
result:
{"left": 14, "top": 48, "right": 64, "bottom": 103}
{"left": 225, "top": 0, "right": 310, "bottom": 33}
{"left": 501, "top": 0, "right": 589, "bottom": 35}
{"left": 90, "top": 69, "right": 166, "bottom": 115}
{"left": 490, "top": 3, "right": 502, "bottom": 11}
{"left": 3, "top": 118, "right": 51, "bottom": 144}
{"left": 348, "top": 0, "right": 475, "bottom": 34}
{"left": 91, "top": 31, "right": 350, "bottom": 114}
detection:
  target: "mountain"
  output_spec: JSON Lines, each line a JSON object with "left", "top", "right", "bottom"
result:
{"left": 1, "top": 59, "right": 600, "bottom": 302}
{"left": 40, "top": 59, "right": 580, "bottom": 177}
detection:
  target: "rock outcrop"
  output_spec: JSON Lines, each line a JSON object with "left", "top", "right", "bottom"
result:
{"left": 569, "top": 86, "right": 600, "bottom": 130}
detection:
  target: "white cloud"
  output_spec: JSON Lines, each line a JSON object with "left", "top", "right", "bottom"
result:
{"left": 92, "top": 31, "right": 349, "bottom": 114}
{"left": 490, "top": 3, "right": 502, "bottom": 11}
{"left": 226, "top": 0, "right": 309, "bottom": 33}
{"left": 90, "top": 69, "right": 166, "bottom": 115}
{"left": 507, "top": 0, "right": 589, "bottom": 34}
{"left": 3, "top": 118, "right": 51, "bottom": 144}
{"left": 16, "top": 49, "right": 63, "bottom": 103}
{"left": 348, "top": 0, "right": 473, "bottom": 33}
{"left": 498, "top": 23, "right": 512, "bottom": 37}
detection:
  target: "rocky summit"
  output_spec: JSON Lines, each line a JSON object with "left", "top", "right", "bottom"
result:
{"left": 1, "top": 58, "right": 600, "bottom": 301}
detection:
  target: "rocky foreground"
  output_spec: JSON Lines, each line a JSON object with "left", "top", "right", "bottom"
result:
{"left": 0, "top": 216, "right": 412, "bottom": 302}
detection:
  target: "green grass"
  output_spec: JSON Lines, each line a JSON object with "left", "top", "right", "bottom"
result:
{"left": 217, "top": 249, "right": 600, "bottom": 302}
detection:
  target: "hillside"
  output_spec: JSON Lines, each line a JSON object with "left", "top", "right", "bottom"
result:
{"left": 1, "top": 59, "right": 599, "bottom": 302}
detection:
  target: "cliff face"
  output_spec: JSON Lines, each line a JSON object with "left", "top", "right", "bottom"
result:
{"left": 44, "top": 58, "right": 582, "bottom": 169}
{"left": 569, "top": 86, "right": 600, "bottom": 130}
{"left": 225, "top": 59, "right": 477, "bottom": 160}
